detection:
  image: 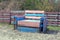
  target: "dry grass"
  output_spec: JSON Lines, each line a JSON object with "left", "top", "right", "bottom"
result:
{"left": 0, "top": 23, "right": 60, "bottom": 40}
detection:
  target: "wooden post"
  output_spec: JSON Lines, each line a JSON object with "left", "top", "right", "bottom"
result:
{"left": 9, "top": 12, "right": 11, "bottom": 24}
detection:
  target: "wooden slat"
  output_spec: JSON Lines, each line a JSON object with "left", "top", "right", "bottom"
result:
{"left": 57, "top": 22, "right": 60, "bottom": 24}
{"left": 25, "top": 10, "right": 44, "bottom": 13}
{"left": 3, "top": 14, "right": 10, "bottom": 15}
{"left": 25, "top": 13, "right": 45, "bottom": 17}
{"left": 3, "top": 16, "right": 10, "bottom": 18}
{"left": 47, "top": 19, "right": 57, "bottom": 21}
{"left": 47, "top": 16, "right": 57, "bottom": 19}
{"left": 0, "top": 16, "right": 3, "bottom": 18}
{"left": 11, "top": 11, "right": 24, "bottom": 13}
{"left": 0, "top": 18, "right": 10, "bottom": 20}
{"left": 58, "top": 20, "right": 60, "bottom": 22}
{"left": 47, "top": 15, "right": 58, "bottom": 16}
{"left": 45, "top": 12, "right": 58, "bottom": 15}
{"left": 48, "top": 21, "right": 57, "bottom": 24}
{"left": 18, "top": 21, "right": 40, "bottom": 27}
{"left": 25, "top": 16, "right": 41, "bottom": 19}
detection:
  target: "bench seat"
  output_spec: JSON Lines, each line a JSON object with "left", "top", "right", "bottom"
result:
{"left": 18, "top": 20, "right": 40, "bottom": 28}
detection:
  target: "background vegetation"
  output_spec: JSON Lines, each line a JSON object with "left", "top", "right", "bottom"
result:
{"left": 0, "top": 0, "right": 60, "bottom": 12}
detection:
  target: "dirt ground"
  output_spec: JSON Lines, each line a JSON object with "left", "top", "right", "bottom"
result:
{"left": 0, "top": 24, "right": 60, "bottom": 40}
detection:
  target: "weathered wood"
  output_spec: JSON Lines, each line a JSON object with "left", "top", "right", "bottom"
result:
{"left": 18, "top": 20, "right": 40, "bottom": 28}
{"left": 0, "top": 11, "right": 24, "bottom": 24}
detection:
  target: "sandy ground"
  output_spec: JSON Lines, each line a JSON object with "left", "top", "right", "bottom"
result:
{"left": 0, "top": 25, "right": 60, "bottom": 40}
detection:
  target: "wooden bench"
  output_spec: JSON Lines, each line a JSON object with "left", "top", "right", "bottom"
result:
{"left": 13, "top": 10, "right": 47, "bottom": 33}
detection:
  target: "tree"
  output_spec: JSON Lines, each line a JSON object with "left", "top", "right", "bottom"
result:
{"left": 22, "top": 0, "right": 55, "bottom": 11}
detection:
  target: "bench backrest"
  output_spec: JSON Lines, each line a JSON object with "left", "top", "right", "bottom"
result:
{"left": 25, "top": 10, "right": 45, "bottom": 20}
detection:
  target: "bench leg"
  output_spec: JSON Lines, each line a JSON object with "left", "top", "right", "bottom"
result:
{"left": 39, "top": 25, "right": 47, "bottom": 33}
{"left": 14, "top": 24, "right": 17, "bottom": 30}
{"left": 39, "top": 27, "right": 43, "bottom": 33}
{"left": 43, "top": 26, "right": 47, "bottom": 33}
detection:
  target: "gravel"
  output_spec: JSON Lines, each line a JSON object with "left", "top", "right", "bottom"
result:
{"left": 0, "top": 25, "right": 60, "bottom": 40}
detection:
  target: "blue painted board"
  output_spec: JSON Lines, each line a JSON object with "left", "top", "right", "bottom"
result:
{"left": 12, "top": 21, "right": 16, "bottom": 24}
{"left": 17, "top": 27, "right": 39, "bottom": 33}
{"left": 25, "top": 14, "right": 45, "bottom": 16}
{"left": 15, "top": 17, "right": 25, "bottom": 21}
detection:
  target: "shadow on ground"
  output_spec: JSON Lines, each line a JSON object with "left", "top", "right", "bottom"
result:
{"left": 46, "top": 30, "right": 59, "bottom": 34}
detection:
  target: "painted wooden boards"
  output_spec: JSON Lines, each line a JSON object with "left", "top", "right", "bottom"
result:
{"left": 25, "top": 13, "right": 45, "bottom": 17}
{"left": 17, "top": 27, "right": 39, "bottom": 32}
{"left": 18, "top": 20, "right": 40, "bottom": 27}
{"left": 45, "top": 12, "right": 60, "bottom": 26}
{"left": 25, "top": 16, "right": 41, "bottom": 19}
{"left": 25, "top": 10, "right": 44, "bottom": 13}
{"left": 0, "top": 11, "right": 24, "bottom": 24}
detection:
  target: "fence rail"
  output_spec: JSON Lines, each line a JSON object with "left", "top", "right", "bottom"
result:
{"left": 0, "top": 10, "right": 24, "bottom": 24}
{"left": 0, "top": 11, "right": 60, "bottom": 26}
{"left": 45, "top": 12, "right": 60, "bottom": 26}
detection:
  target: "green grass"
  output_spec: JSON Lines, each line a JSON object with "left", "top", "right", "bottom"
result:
{"left": 47, "top": 26, "right": 60, "bottom": 30}
{"left": 0, "top": 23, "right": 13, "bottom": 29}
{"left": 0, "top": 23, "right": 60, "bottom": 30}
